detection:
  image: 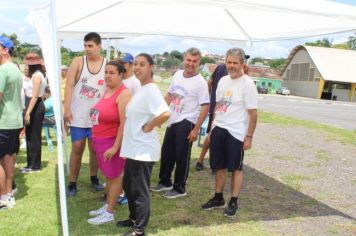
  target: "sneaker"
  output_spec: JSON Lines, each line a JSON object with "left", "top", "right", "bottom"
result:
{"left": 224, "top": 199, "right": 239, "bottom": 219}
{"left": 19, "top": 167, "right": 29, "bottom": 172}
{"left": 163, "top": 189, "right": 187, "bottom": 199}
{"left": 195, "top": 162, "right": 204, "bottom": 171}
{"left": 116, "top": 218, "right": 135, "bottom": 228}
{"left": 91, "top": 182, "right": 104, "bottom": 192}
{"left": 201, "top": 197, "right": 225, "bottom": 210}
{"left": 66, "top": 185, "right": 77, "bottom": 197}
{"left": 89, "top": 204, "right": 108, "bottom": 216}
{"left": 117, "top": 196, "right": 128, "bottom": 205}
{"left": 150, "top": 183, "right": 173, "bottom": 192}
{"left": 20, "top": 168, "right": 40, "bottom": 174}
{"left": 122, "top": 228, "right": 145, "bottom": 236}
{"left": 11, "top": 187, "right": 18, "bottom": 196}
{"left": 87, "top": 211, "right": 114, "bottom": 225}
{"left": 0, "top": 196, "right": 15, "bottom": 210}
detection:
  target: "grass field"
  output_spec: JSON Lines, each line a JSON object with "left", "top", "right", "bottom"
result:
{"left": 1, "top": 81, "right": 355, "bottom": 235}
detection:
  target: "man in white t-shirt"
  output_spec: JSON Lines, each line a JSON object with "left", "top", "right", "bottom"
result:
{"left": 201, "top": 48, "right": 258, "bottom": 219}
{"left": 151, "top": 47, "right": 210, "bottom": 198}
{"left": 119, "top": 52, "right": 141, "bottom": 95}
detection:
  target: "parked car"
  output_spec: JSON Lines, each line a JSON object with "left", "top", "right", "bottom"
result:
{"left": 276, "top": 87, "right": 291, "bottom": 95}
{"left": 257, "top": 86, "right": 268, "bottom": 94}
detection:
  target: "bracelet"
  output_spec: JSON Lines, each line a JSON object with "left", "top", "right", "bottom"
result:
{"left": 246, "top": 135, "right": 253, "bottom": 138}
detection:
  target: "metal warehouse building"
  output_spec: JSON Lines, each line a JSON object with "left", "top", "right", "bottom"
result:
{"left": 281, "top": 45, "right": 356, "bottom": 102}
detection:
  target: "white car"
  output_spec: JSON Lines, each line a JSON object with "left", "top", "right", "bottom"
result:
{"left": 276, "top": 87, "right": 291, "bottom": 95}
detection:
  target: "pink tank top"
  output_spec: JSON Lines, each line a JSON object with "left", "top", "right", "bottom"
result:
{"left": 91, "top": 84, "right": 127, "bottom": 138}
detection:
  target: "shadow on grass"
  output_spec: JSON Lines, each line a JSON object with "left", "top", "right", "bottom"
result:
{"left": 15, "top": 149, "right": 49, "bottom": 201}
{"left": 57, "top": 161, "right": 354, "bottom": 235}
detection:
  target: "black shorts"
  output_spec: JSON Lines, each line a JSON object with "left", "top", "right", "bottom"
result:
{"left": 0, "top": 129, "right": 20, "bottom": 159}
{"left": 209, "top": 126, "right": 244, "bottom": 172}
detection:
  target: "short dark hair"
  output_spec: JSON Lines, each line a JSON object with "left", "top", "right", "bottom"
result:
{"left": 107, "top": 60, "right": 126, "bottom": 74}
{"left": 84, "top": 32, "right": 101, "bottom": 45}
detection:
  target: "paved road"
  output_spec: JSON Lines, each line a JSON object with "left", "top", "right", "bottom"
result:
{"left": 258, "top": 95, "right": 356, "bottom": 130}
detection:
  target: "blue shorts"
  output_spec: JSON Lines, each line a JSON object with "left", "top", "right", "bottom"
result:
{"left": 70, "top": 127, "right": 92, "bottom": 142}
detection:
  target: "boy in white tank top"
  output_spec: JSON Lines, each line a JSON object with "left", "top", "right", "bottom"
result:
{"left": 64, "top": 32, "right": 106, "bottom": 196}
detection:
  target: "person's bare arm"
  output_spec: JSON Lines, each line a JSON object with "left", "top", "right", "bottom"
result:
{"left": 187, "top": 104, "right": 209, "bottom": 143}
{"left": 243, "top": 109, "right": 257, "bottom": 150}
{"left": 164, "top": 92, "right": 173, "bottom": 105}
{"left": 143, "top": 111, "right": 171, "bottom": 132}
{"left": 24, "top": 74, "right": 42, "bottom": 125}
{"left": 64, "top": 57, "right": 82, "bottom": 124}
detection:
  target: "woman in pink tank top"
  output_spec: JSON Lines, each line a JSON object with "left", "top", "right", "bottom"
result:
{"left": 88, "top": 60, "right": 132, "bottom": 225}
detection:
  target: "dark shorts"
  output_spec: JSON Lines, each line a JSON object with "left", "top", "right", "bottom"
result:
{"left": 0, "top": 129, "right": 20, "bottom": 159}
{"left": 209, "top": 126, "right": 244, "bottom": 172}
{"left": 70, "top": 126, "right": 92, "bottom": 142}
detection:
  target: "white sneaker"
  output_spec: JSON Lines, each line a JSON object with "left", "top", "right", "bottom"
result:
{"left": 87, "top": 211, "right": 114, "bottom": 225}
{"left": 11, "top": 188, "right": 18, "bottom": 196}
{"left": 89, "top": 204, "right": 108, "bottom": 216}
{"left": 0, "top": 196, "right": 15, "bottom": 210}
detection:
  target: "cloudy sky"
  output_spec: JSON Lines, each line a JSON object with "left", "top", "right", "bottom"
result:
{"left": 1, "top": 0, "right": 356, "bottom": 58}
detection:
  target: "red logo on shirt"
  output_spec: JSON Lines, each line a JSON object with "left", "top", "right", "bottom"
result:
{"left": 98, "top": 80, "right": 104, "bottom": 85}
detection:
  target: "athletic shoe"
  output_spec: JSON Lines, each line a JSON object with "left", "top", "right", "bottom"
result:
{"left": 117, "top": 196, "right": 128, "bottom": 205}
{"left": 91, "top": 182, "right": 104, "bottom": 192}
{"left": 116, "top": 218, "right": 135, "bottom": 228}
{"left": 20, "top": 168, "right": 40, "bottom": 174}
{"left": 89, "top": 204, "right": 108, "bottom": 216}
{"left": 195, "top": 162, "right": 204, "bottom": 171}
{"left": 66, "top": 185, "right": 77, "bottom": 197}
{"left": 87, "top": 210, "right": 114, "bottom": 225}
{"left": 122, "top": 228, "right": 145, "bottom": 236}
{"left": 150, "top": 183, "right": 173, "bottom": 192}
{"left": 0, "top": 196, "right": 15, "bottom": 210}
{"left": 201, "top": 197, "right": 225, "bottom": 210}
{"left": 11, "top": 188, "right": 18, "bottom": 196}
{"left": 163, "top": 189, "right": 187, "bottom": 199}
{"left": 224, "top": 199, "right": 239, "bottom": 219}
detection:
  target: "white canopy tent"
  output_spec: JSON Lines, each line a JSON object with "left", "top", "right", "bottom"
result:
{"left": 28, "top": 0, "right": 356, "bottom": 235}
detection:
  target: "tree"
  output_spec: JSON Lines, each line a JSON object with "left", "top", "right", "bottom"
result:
{"left": 200, "top": 56, "right": 216, "bottom": 65}
{"left": 163, "top": 56, "right": 181, "bottom": 69}
{"left": 347, "top": 34, "right": 356, "bottom": 50}
{"left": 170, "top": 50, "right": 183, "bottom": 60}
{"left": 268, "top": 58, "right": 287, "bottom": 70}
{"left": 305, "top": 38, "right": 333, "bottom": 47}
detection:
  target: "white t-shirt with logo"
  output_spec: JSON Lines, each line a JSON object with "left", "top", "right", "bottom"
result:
{"left": 123, "top": 74, "right": 141, "bottom": 95}
{"left": 213, "top": 74, "right": 258, "bottom": 142}
{"left": 121, "top": 83, "right": 170, "bottom": 162}
{"left": 167, "top": 70, "right": 209, "bottom": 125}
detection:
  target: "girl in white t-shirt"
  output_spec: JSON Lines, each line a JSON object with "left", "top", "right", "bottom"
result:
{"left": 117, "top": 53, "right": 170, "bottom": 235}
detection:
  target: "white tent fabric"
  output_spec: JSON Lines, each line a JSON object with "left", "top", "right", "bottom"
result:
{"left": 29, "top": 0, "right": 356, "bottom": 235}
{"left": 57, "top": 0, "right": 356, "bottom": 43}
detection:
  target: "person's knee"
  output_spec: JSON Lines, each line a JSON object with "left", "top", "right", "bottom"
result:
{"left": 71, "top": 140, "right": 86, "bottom": 155}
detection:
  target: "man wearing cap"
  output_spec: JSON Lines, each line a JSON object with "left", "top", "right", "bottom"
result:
{"left": 119, "top": 52, "right": 141, "bottom": 95}
{"left": 201, "top": 47, "right": 257, "bottom": 219}
{"left": 0, "top": 36, "right": 23, "bottom": 209}
{"left": 64, "top": 32, "right": 106, "bottom": 196}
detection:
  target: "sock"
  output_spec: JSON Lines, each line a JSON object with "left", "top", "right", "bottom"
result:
{"left": 91, "top": 176, "right": 99, "bottom": 184}
{"left": 230, "top": 196, "right": 238, "bottom": 204}
{"left": 214, "top": 192, "right": 223, "bottom": 200}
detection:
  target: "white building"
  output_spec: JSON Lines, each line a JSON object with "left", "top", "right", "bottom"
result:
{"left": 281, "top": 45, "right": 356, "bottom": 102}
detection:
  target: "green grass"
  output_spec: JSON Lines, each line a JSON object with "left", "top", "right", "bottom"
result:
{"left": 259, "top": 111, "right": 356, "bottom": 146}
{"left": 2, "top": 83, "right": 355, "bottom": 235}
{"left": 315, "top": 150, "right": 331, "bottom": 161}
{"left": 0, "top": 136, "right": 61, "bottom": 235}
{"left": 280, "top": 174, "right": 314, "bottom": 191}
